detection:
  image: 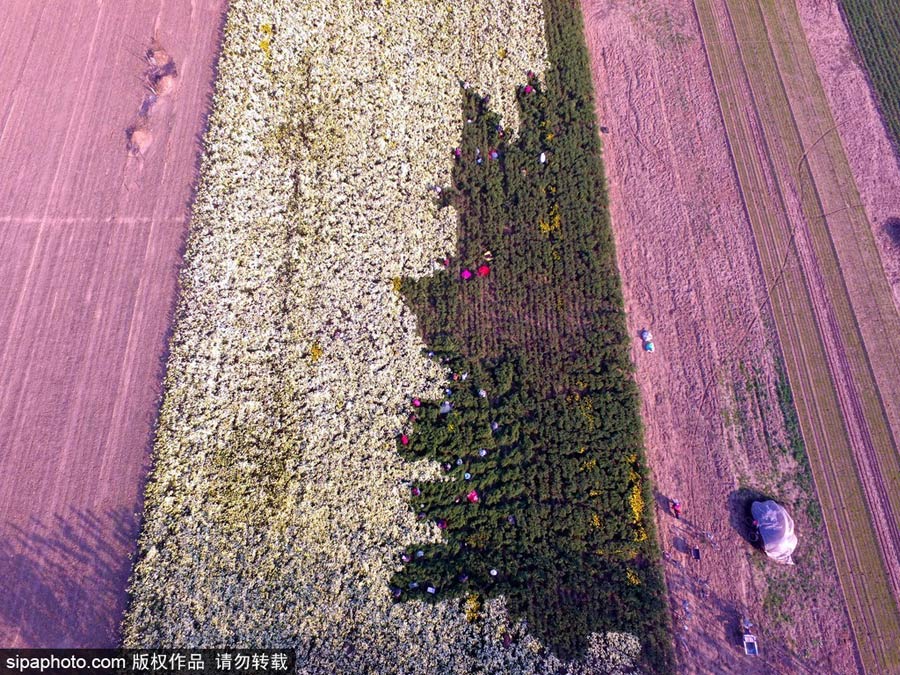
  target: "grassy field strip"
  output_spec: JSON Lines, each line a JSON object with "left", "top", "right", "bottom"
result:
{"left": 723, "top": 0, "right": 900, "bottom": 665}
{"left": 715, "top": 0, "right": 900, "bottom": 666}
{"left": 692, "top": 0, "right": 900, "bottom": 670}
{"left": 732, "top": 0, "right": 900, "bottom": 598}
{"left": 729, "top": 0, "right": 900, "bottom": 588}
{"left": 755, "top": 0, "right": 900, "bottom": 526}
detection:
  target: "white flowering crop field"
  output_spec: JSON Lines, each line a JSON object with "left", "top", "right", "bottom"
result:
{"left": 123, "top": 1, "right": 647, "bottom": 672}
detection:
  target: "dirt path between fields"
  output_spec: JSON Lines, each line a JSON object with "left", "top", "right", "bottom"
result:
{"left": 580, "top": 1, "right": 857, "bottom": 672}
{"left": 0, "top": 0, "right": 226, "bottom": 646}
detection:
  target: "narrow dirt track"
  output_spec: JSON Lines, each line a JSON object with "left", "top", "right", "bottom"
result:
{"left": 693, "top": 0, "right": 900, "bottom": 671}
{"left": 0, "top": 0, "right": 226, "bottom": 646}
{"left": 580, "top": 1, "right": 857, "bottom": 672}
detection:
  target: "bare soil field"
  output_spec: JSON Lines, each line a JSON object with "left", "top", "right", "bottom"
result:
{"left": 581, "top": 0, "right": 859, "bottom": 672}
{"left": 0, "top": 0, "right": 226, "bottom": 646}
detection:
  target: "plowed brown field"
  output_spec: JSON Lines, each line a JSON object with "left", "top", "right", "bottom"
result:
{"left": 581, "top": 0, "right": 900, "bottom": 672}
{"left": 0, "top": 0, "right": 226, "bottom": 646}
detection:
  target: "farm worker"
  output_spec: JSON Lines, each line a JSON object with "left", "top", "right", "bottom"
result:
{"left": 437, "top": 519, "right": 448, "bottom": 530}
{"left": 489, "top": 149, "right": 499, "bottom": 160}
{"left": 478, "top": 389, "right": 487, "bottom": 398}
{"left": 411, "top": 486, "right": 421, "bottom": 497}
{"left": 412, "top": 397, "right": 422, "bottom": 407}
{"left": 400, "top": 434, "right": 410, "bottom": 446}
{"left": 539, "top": 152, "right": 547, "bottom": 164}
{"left": 467, "top": 490, "right": 479, "bottom": 503}
{"left": 461, "top": 269, "right": 473, "bottom": 280}
{"left": 672, "top": 499, "right": 682, "bottom": 518}
{"left": 478, "top": 448, "right": 488, "bottom": 457}
{"left": 453, "top": 147, "right": 462, "bottom": 158}
{"left": 524, "top": 84, "right": 534, "bottom": 94}
{"left": 477, "top": 265, "right": 490, "bottom": 277}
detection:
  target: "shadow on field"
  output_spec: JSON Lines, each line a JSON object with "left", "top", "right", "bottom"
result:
{"left": 653, "top": 488, "right": 673, "bottom": 513}
{"left": 0, "top": 506, "right": 138, "bottom": 646}
{"left": 885, "top": 217, "right": 900, "bottom": 246}
{"left": 727, "top": 488, "right": 767, "bottom": 549}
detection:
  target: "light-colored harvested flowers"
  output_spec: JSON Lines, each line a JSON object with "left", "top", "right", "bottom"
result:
{"left": 124, "top": 1, "right": 641, "bottom": 672}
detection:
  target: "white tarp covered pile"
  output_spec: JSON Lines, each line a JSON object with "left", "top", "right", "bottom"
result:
{"left": 752, "top": 500, "right": 797, "bottom": 565}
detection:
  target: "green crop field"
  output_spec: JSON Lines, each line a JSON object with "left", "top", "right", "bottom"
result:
{"left": 394, "top": 1, "right": 673, "bottom": 670}
{"left": 841, "top": 1, "right": 900, "bottom": 152}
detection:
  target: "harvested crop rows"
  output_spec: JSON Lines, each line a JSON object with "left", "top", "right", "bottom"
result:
{"left": 694, "top": 0, "right": 900, "bottom": 670}
{"left": 796, "top": 0, "right": 900, "bottom": 303}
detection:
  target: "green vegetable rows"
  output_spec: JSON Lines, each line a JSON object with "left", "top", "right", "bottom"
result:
{"left": 393, "top": 1, "right": 673, "bottom": 670}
